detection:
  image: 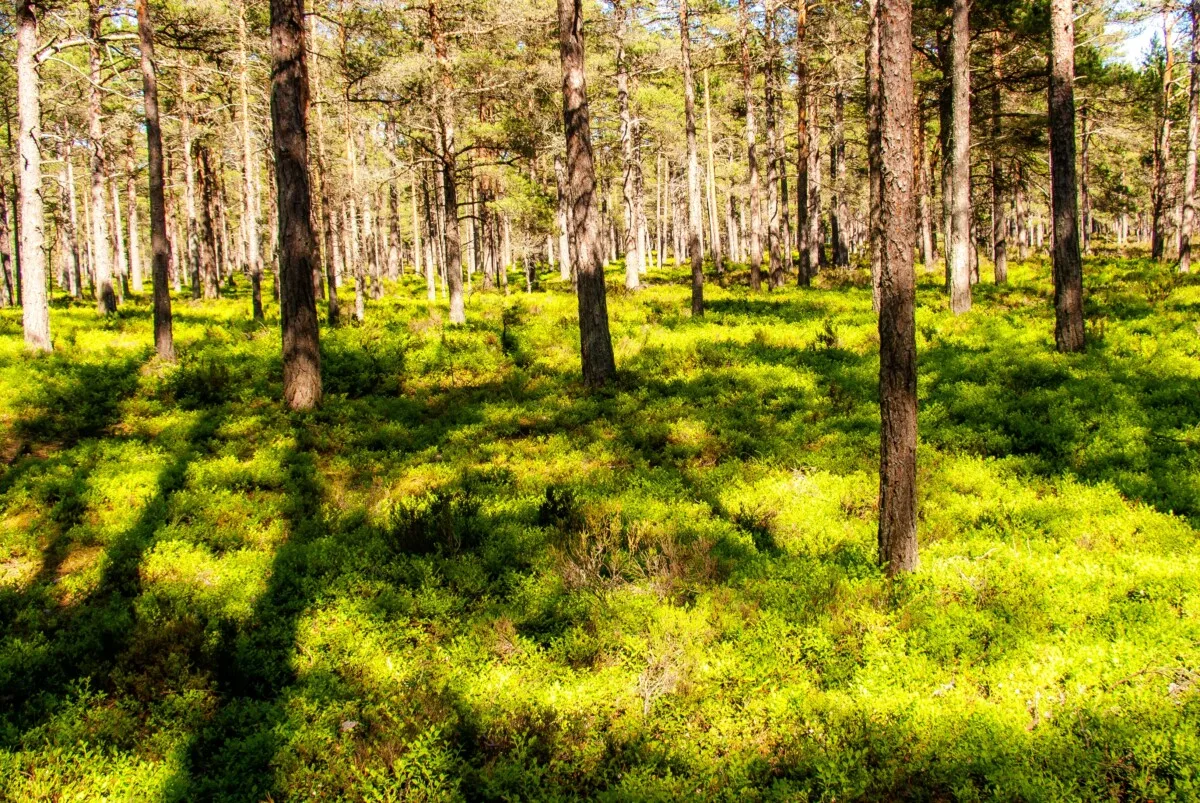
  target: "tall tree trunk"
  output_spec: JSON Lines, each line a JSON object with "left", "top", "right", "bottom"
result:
{"left": 181, "top": 69, "right": 200, "bottom": 299}
{"left": 866, "top": 0, "right": 882, "bottom": 310}
{"left": 917, "top": 103, "right": 934, "bottom": 269}
{"left": 1049, "top": 0, "right": 1085, "bottom": 353}
{"left": 739, "top": 0, "right": 763, "bottom": 289}
{"left": 111, "top": 176, "right": 128, "bottom": 299}
{"left": 947, "top": 0, "right": 972, "bottom": 313}
{"left": 795, "top": 0, "right": 811, "bottom": 285}
{"left": 1080, "top": 105, "right": 1091, "bottom": 255}
{"left": 555, "top": 154, "right": 572, "bottom": 282}
{"left": 270, "top": 0, "right": 322, "bottom": 408}
{"left": 17, "top": 0, "right": 49, "bottom": 349}
{"left": 876, "top": 0, "right": 918, "bottom": 575}
{"left": 195, "top": 146, "right": 219, "bottom": 299}
{"left": 765, "top": 19, "right": 783, "bottom": 289}
{"left": 430, "top": 0, "right": 466, "bottom": 323}
{"left": 680, "top": 0, "right": 705, "bottom": 314}
{"left": 311, "top": 34, "right": 339, "bottom": 324}
{"left": 239, "top": 0, "right": 264, "bottom": 320}
{"left": 137, "top": 0, "right": 175, "bottom": 360}
{"left": 991, "top": 34, "right": 1008, "bottom": 283}
{"left": 0, "top": 170, "right": 17, "bottom": 307}
{"left": 57, "top": 132, "right": 82, "bottom": 299}
{"left": 1152, "top": 10, "right": 1173, "bottom": 262}
{"left": 1182, "top": 0, "right": 1200, "bottom": 273}
{"left": 89, "top": 0, "right": 116, "bottom": 314}
{"left": 559, "top": 0, "right": 616, "bottom": 384}
{"left": 616, "top": 2, "right": 642, "bottom": 290}
{"left": 831, "top": 84, "right": 848, "bottom": 266}
{"left": 806, "top": 84, "right": 822, "bottom": 272}
{"left": 125, "top": 134, "right": 143, "bottom": 292}
{"left": 703, "top": 68, "right": 722, "bottom": 275}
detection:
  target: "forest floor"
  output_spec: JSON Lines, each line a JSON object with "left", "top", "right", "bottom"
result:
{"left": 1, "top": 255, "right": 1199, "bottom": 801}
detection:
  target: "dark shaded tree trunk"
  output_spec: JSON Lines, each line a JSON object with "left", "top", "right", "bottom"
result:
{"left": 17, "top": 0, "right": 49, "bottom": 349}
{"left": 1080, "top": 105, "right": 1091, "bottom": 255}
{"left": 0, "top": 175, "right": 15, "bottom": 307}
{"left": 559, "top": 0, "right": 616, "bottom": 385}
{"left": 1049, "top": 0, "right": 1085, "bottom": 353}
{"left": 831, "top": 84, "right": 848, "bottom": 266}
{"left": 795, "top": 0, "right": 811, "bottom": 285}
{"left": 866, "top": 0, "right": 882, "bottom": 310}
{"left": 196, "top": 146, "right": 219, "bottom": 299}
{"left": 876, "top": 0, "right": 918, "bottom": 575}
{"left": 991, "top": 35, "right": 1008, "bottom": 284}
{"left": 270, "top": 0, "right": 322, "bottom": 408}
{"left": 138, "top": 0, "right": 175, "bottom": 360}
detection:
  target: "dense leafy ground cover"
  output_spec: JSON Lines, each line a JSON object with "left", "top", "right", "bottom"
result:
{"left": 1, "top": 256, "right": 1199, "bottom": 801}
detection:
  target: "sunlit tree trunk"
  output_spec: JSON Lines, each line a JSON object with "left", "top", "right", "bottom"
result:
{"left": 271, "top": 0, "right": 322, "bottom": 408}
{"left": 137, "top": 0, "right": 175, "bottom": 360}
{"left": 1049, "top": 0, "right": 1085, "bottom": 352}
{"left": 559, "top": 0, "right": 616, "bottom": 384}
{"left": 703, "top": 68, "right": 722, "bottom": 276}
{"left": 1182, "top": 1, "right": 1200, "bottom": 273}
{"left": 57, "top": 132, "right": 82, "bottom": 299}
{"left": 866, "top": 0, "right": 882, "bottom": 309}
{"left": 795, "top": 0, "right": 811, "bottom": 285}
{"left": 181, "top": 69, "right": 200, "bottom": 299}
{"left": 125, "top": 134, "right": 143, "bottom": 293}
{"left": 739, "top": 0, "right": 762, "bottom": 289}
{"left": 877, "top": 0, "right": 917, "bottom": 575}
{"left": 17, "top": 0, "right": 49, "bottom": 349}
{"left": 89, "top": 0, "right": 116, "bottom": 314}
{"left": 616, "top": 2, "right": 642, "bottom": 289}
{"left": 991, "top": 35, "right": 1008, "bottom": 283}
{"left": 947, "top": 0, "right": 972, "bottom": 313}
{"left": 430, "top": 0, "right": 466, "bottom": 323}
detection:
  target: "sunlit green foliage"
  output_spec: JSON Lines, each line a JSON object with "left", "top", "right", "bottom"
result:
{"left": 1, "top": 257, "right": 1199, "bottom": 800}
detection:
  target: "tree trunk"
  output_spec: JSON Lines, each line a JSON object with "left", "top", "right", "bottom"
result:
{"left": 181, "top": 69, "right": 200, "bottom": 299}
{"left": 739, "top": 0, "right": 763, "bottom": 289}
{"left": 1049, "top": 0, "right": 1085, "bottom": 353}
{"left": 947, "top": 0, "right": 972, "bottom": 313}
{"left": 137, "top": 0, "right": 175, "bottom": 360}
{"left": 616, "top": 2, "right": 642, "bottom": 290}
{"left": 430, "top": 0, "right": 466, "bottom": 323}
{"left": 679, "top": 0, "right": 705, "bottom": 314}
{"left": 17, "top": 0, "right": 49, "bottom": 349}
{"left": 90, "top": 0, "right": 116, "bottom": 314}
{"left": 270, "top": 0, "right": 322, "bottom": 408}
{"left": 125, "top": 134, "right": 143, "bottom": 293}
{"left": 1183, "top": 1, "right": 1199, "bottom": 273}
{"left": 876, "top": 0, "right": 918, "bottom": 575}
{"left": 559, "top": 0, "right": 616, "bottom": 384}
{"left": 991, "top": 34, "right": 1008, "bottom": 283}
{"left": 832, "top": 84, "right": 848, "bottom": 266}
{"left": 867, "top": 0, "right": 882, "bottom": 310}
{"left": 1080, "top": 105, "right": 1091, "bottom": 255}
{"left": 917, "top": 103, "right": 934, "bottom": 269}
{"left": 1152, "top": 11, "right": 1173, "bottom": 262}
{"left": 806, "top": 85, "right": 823, "bottom": 272}
{"left": 765, "top": 20, "right": 783, "bottom": 289}
{"left": 57, "top": 132, "right": 82, "bottom": 299}
{"left": 0, "top": 169, "right": 17, "bottom": 307}
{"left": 795, "top": 0, "right": 811, "bottom": 285}
{"left": 238, "top": 0, "right": 264, "bottom": 320}
{"left": 703, "top": 68, "right": 722, "bottom": 275}
{"left": 111, "top": 175, "right": 128, "bottom": 299}
{"left": 195, "top": 146, "right": 219, "bottom": 299}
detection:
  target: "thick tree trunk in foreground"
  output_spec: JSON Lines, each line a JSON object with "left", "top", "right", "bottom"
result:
{"left": 271, "top": 0, "right": 322, "bottom": 408}
{"left": 877, "top": 0, "right": 918, "bottom": 575}
{"left": 1181, "top": 1, "right": 1199, "bottom": 273}
{"left": 679, "top": 0, "right": 705, "bottom": 314}
{"left": 17, "top": 0, "right": 49, "bottom": 350}
{"left": 739, "top": 0, "right": 762, "bottom": 288}
{"left": 138, "top": 0, "right": 175, "bottom": 361}
{"left": 947, "top": 0, "right": 972, "bottom": 314}
{"left": 1049, "top": 0, "right": 1085, "bottom": 353}
{"left": 559, "top": 0, "right": 616, "bottom": 385}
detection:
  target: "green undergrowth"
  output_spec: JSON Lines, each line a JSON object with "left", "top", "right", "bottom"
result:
{"left": 0, "top": 255, "right": 1198, "bottom": 801}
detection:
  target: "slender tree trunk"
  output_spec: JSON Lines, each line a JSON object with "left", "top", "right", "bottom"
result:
{"left": 559, "top": 0, "right": 616, "bottom": 384}
{"left": 917, "top": 103, "right": 934, "bottom": 269}
{"left": 0, "top": 170, "right": 16, "bottom": 307}
{"left": 867, "top": 0, "right": 882, "bottom": 310}
{"left": 430, "top": 0, "right": 466, "bottom": 323}
{"left": 679, "top": 0, "right": 704, "bottom": 313}
{"left": 616, "top": 2, "right": 641, "bottom": 290}
{"left": 947, "top": 0, "right": 972, "bottom": 313}
{"left": 991, "top": 35, "right": 1008, "bottom": 283}
{"left": 1080, "top": 105, "right": 1091, "bottom": 254}
{"left": 765, "top": 19, "right": 783, "bottom": 289}
{"left": 739, "top": 0, "right": 763, "bottom": 289}
{"left": 703, "top": 68, "right": 723, "bottom": 275}
{"left": 238, "top": 0, "right": 264, "bottom": 320}
{"left": 90, "top": 0, "right": 116, "bottom": 314}
{"left": 17, "top": 0, "right": 49, "bottom": 349}
{"left": 806, "top": 86, "right": 822, "bottom": 272}
{"left": 111, "top": 176, "right": 128, "bottom": 299}
{"left": 1152, "top": 10, "right": 1173, "bottom": 262}
{"left": 195, "top": 146, "right": 219, "bottom": 299}
{"left": 876, "top": 0, "right": 918, "bottom": 575}
{"left": 137, "top": 0, "right": 175, "bottom": 360}
{"left": 57, "top": 133, "right": 82, "bottom": 299}
{"left": 832, "top": 84, "right": 848, "bottom": 266}
{"left": 311, "top": 35, "right": 339, "bottom": 324}
{"left": 795, "top": 0, "right": 811, "bottom": 284}
{"left": 1183, "top": 1, "right": 1199, "bottom": 273}
{"left": 181, "top": 70, "right": 200, "bottom": 299}
{"left": 1049, "top": 0, "right": 1085, "bottom": 353}
{"left": 270, "top": 0, "right": 322, "bottom": 408}
{"left": 125, "top": 134, "right": 143, "bottom": 292}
